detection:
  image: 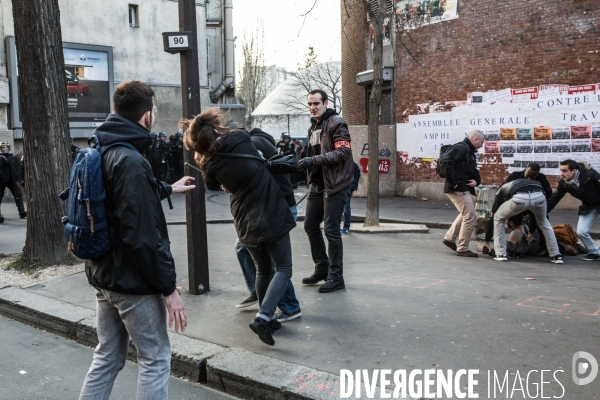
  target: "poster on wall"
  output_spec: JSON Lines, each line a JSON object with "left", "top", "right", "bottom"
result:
{"left": 396, "top": 83, "right": 600, "bottom": 175}
{"left": 395, "top": 0, "right": 459, "bottom": 29}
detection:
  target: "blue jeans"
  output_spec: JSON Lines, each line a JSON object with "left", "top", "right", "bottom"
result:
{"left": 577, "top": 209, "right": 600, "bottom": 255}
{"left": 304, "top": 184, "right": 351, "bottom": 280}
{"left": 246, "top": 233, "right": 293, "bottom": 321}
{"left": 343, "top": 191, "right": 354, "bottom": 229}
{"left": 80, "top": 289, "right": 171, "bottom": 400}
{"left": 235, "top": 206, "right": 300, "bottom": 314}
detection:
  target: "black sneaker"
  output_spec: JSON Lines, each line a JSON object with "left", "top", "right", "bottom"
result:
{"left": 302, "top": 272, "right": 328, "bottom": 285}
{"left": 236, "top": 292, "right": 258, "bottom": 309}
{"left": 0, "top": 213, "right": 4, "bottom": 223}
{"left": 249, "top": 318, "right": 275, "bottom": 346}
{"left": 550, "top": 255, "right": 563, "bottom": 264}
{"left": 275, "top": 308, "right": 302, "bottom": 322}
{"left": 19, "top": 211, "right": 27, "bottom": 219}
{"left": 582, "top": 253, "right": 600, "bottom": 261}
{"left": 270, "top": 318, "right": 282, "bottom": 333}
{"left": 318, "top": 279, "right": 345, "bottom": 293}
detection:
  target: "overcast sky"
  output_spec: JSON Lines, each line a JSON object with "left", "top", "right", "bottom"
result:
{"left": 232, "top": 0, "right": 341, "bottom": 72}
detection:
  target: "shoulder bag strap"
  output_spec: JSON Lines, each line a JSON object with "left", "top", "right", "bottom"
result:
{"left": 216, "top": 153, "right": 265, "bottom": 163}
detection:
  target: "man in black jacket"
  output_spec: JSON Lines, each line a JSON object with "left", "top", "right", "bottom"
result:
{"left": 547, "top": 159, "right": 600, "bottom": 261}
{"left": 505, "top": 162, "right": 552, "bottom": 199}
{"left": 442, "top": 130, "right": 484, "bottom": 257}
{"left": 299, "top": 89, "right": 354, "bottom": 293}
{"left": 79, "top": 80, "right": 195, "bottom": 399}
{"left": 489, "top": 179, "right": 562, "bottom": 263}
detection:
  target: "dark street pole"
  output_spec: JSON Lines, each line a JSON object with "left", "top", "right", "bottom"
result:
{"left": 179, "top": 0, "right": 209, "bottom": 294}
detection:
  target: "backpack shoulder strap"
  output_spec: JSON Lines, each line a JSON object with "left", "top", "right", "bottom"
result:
{"left": 216, "top": 152, "right": 265, "bottom": 163}
{"left": 99, "top": 141, "right": 139, "bottom": 154}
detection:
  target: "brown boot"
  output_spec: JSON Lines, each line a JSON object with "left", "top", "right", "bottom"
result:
{"left": 456, "top": 250, "right": 478, "bottom": 257}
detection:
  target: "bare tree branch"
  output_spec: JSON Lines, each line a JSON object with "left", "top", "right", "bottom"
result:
{"left": 237, "top": 22, "right": 268, "bottom": 124}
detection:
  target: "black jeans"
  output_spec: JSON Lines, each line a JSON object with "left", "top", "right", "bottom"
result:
{"left": 304, "top": 183, "right": 351, "bottom": 281}
{"left": 245, "top": 233, "right": 293, "bottom": 320}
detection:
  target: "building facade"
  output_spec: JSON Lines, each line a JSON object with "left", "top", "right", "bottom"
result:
{"left": 0, "top": 0, "right": 241, "bottom": 152}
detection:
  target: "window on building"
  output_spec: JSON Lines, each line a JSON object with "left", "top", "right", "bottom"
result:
{"left": 129, "top": 4, "right": 139, "bottom": 28}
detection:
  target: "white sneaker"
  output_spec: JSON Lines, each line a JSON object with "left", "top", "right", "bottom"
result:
{"left": 494, "top": 255, "right": 508, "bottom": 261}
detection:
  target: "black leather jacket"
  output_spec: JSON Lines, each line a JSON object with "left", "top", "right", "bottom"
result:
{"left": 86, "top": 114, "right": 177, "bottom": 296}
{"left": 306, "top": 109, "right": 354, "bottom": 195}
{"left": 443, "top": 138, "right": 481, "bottom": 195}
{"left": 547, "top": 163, "right": 600, "bottom": 215}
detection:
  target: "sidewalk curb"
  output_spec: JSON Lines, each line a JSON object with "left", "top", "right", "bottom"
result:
{"left": 184, "top": 217, "right": 600, "bottom": 239}
{"left": 0, "top": 284, "right": 344, "bottom": 399}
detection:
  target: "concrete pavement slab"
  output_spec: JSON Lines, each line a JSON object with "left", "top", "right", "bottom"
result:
{"left": 207, "top": 347, "right": 343, "bottom": 400}
{"left": 351, "top": 223, "right": 429, "bottom": 234}
{"left": 0, "top": 286, "right": 95, "bottom": 339}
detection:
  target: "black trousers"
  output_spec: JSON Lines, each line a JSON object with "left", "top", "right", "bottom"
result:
{"left": 303, "top": 183, "right": 350, "bottom": 280}
{"left": 0, "top": 180, "right": 25, "bottom": 214}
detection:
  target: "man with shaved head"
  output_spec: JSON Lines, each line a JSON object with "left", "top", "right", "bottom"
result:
{"left": 441, "top": 130, "right": 484, "bottom": 257}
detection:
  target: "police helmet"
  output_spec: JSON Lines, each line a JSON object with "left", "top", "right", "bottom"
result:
{"left": 281, "top": 133, "right": 290, "bottom": 140}
{"left": 175, "top": 131, "right": 183, "bottom": 138}
{"left": 151, "top": 132, "right": 158, "bottom": 139}
{"left": 159, "top": 132, "right": 167, "bottom": 137}
{"left": 0, "top": 141, "right": 10, "bottom": 149}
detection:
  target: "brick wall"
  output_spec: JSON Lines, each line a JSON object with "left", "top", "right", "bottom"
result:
{"left": 341, "top": 0, "right": 599, "bottom": 188}
{"left": 341, "top": 0, "right": 368, "bottom": 125}
{"left": 396, "top": 153, "right": 564, "bottom": 188}
{"left": 393, "top": 0, "right": 600, "bottom": 120}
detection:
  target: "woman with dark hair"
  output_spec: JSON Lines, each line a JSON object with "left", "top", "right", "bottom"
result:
{"left": 181, "top": 108, "right": 296, "bottom": 346}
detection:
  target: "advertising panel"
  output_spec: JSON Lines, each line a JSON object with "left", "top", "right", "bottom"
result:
{"left": 6, "top": 37, "right": 113, "bottom": 133}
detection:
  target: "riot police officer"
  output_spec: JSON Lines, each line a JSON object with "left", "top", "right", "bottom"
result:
{"left": 276, "top": 133, "right": 295, "bottom": 156}
{"left": 154, "top": 132, "right": 170, "bottom": 181}
{"left": 276, "top": 133, "right": 298, "bottom": 188}
{"left": 169, "top": 131, "right": 184, "bottom": 182}
{"left": 147, "top": 132, "right": 159, "bottom": 178}
{"left": 0, "top": 141, "right": 26, "bottom": 222}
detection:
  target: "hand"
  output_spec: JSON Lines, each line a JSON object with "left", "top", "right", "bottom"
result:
{"left": 220, "top": 185, "right": 230, "bottom": 193}
{"left": 298, "top": 157, "right": 315, "bottom": 171}
{"left": 526, "top": 233, "right": 534, "bottom": 243}
{"left": 466, "top": 180, "right": 477, "bottom": 188}
{"left": 164, "top": 289, "right": 187, "bottom": 333}
{"left": 171, "top": 176, "right": 196, "bottom": 193}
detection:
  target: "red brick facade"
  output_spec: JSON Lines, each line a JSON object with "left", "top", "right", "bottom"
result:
{"left": 340, "top": 0, "right": 368, "bottom": 125}
{"left": 396, "top": 154, "right": 563, "bottom": 188}
{"left": 341, "top": 0, "right": 600, "bottom": 188}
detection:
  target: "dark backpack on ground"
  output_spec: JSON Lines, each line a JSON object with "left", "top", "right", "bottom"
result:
{"left": 436, "top": 142, "right": 468, "bottom": 178}
{"left": 59, "top": 137, "right": 138, "bottom": 260}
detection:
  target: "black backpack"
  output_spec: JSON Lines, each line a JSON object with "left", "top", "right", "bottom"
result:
{"left": 436, "top": 142, "right": 468, "bottom": 178}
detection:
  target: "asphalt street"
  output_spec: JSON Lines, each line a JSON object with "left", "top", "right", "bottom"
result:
{"left": 0, "top": 316, "right": 237, "bottom": 400}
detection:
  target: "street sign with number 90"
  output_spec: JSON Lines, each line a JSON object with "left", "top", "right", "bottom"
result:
{"left": 162, "top": 31, "right": 193, "bottom": 54}
{"left": 168, "top": 36, "right": 188, "bottom": 48}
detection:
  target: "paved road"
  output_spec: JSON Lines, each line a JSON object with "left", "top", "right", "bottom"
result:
{"left": 0, "top": 316, "right": 237, "bottom": 400}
